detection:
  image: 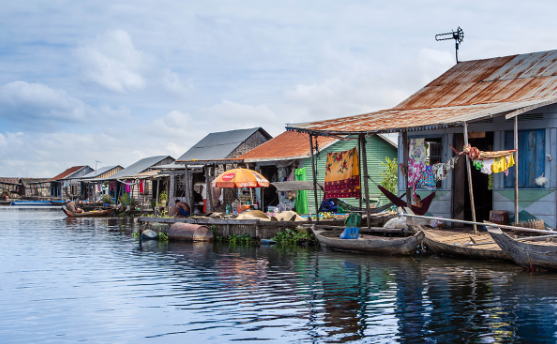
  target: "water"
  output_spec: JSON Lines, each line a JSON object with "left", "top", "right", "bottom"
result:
{"left": 1, "top": 208, "right": 557, "bottom": 343}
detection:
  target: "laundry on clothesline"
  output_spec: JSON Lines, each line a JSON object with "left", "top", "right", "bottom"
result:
{"left": 449, "top": 144, "right": 517, "bottom": 160}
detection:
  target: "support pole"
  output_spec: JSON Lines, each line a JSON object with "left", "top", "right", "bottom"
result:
{"left": 156, "top": 179, "right": 160, "bottom": 217}
{"left": 360, "top": 134, "right": 371, "bottom": 229}
{"left": 358, "top": 135, "right": 363, "bottom": 210}
{"left": 184, "top": 166, "right": 192, "bottom": 210}
{"left": 206, "top": 165, "right": 214, "bottom": 212}
{"left": 464, "top": 122, "right": 478, "bottom": 233}
{"left": 309, "top": 134, "right": 320, "bottom": 224}
{"left": 514, "top": 116, "right": 519, "bottom": 223}
{"left": 401, "top": 132, "right": 411, "bottom": 208}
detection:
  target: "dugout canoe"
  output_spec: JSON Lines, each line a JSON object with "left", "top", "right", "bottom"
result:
{"left": 62, "top": 205, "right": 115, "bottom": 217}
{"left": 487, "top": 226, "right": 557, "bottom": 271}
{"left": 422, "top": 228, "right": 511, "bottom": 261}
{"left": 312, "top": 227, "right": 424, "bottom": 256}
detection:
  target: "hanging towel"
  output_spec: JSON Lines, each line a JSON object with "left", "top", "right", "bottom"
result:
{"left": 139, "top": 181, "right": 144, "bottom": 194}
{"left": 407, "top": 139, "right": 427, "bottom": 197}
{"left": 431, "top": 156, "right": 459, "bottom": 181}
{"left": 419, "top": 165, "right": 436, "bottom": 190}
{"left": 294, "top": 168, "right": 309, "bottom": 215}
{"left": 324, "top": 148, "right": 361, "bottom": 199}
{"left": 125, "top": 183, "right": 130, "bottom": 193}
{"left": 481, "top": 158, "right": 494, "bottom": 175}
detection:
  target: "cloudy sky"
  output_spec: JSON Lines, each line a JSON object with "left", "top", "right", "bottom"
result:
{"left": 1, "top": 0, "right": 557, "bottom": 177}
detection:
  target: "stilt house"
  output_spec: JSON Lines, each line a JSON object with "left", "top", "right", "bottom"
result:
{"left": 287, "top": 49, "right": 557, "bottom": 228}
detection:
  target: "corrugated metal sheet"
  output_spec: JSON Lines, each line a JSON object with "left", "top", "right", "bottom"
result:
{"left": 237, "top": 131, "right": 338, "bottom": 162}
{"left": 0, "top": 178, "right": 20, "bottom": 184}
{"left": 80, "top": 166, "right": 123, "bottom": 179}
{"left": 177, "top": 128, "right": 272, "bottom": 161}
{"left": 110, "top": 156, "right": 173, "bottom": 179}
{"left": 287, "top": 49, "right": 557, "bottom": 135}
{"left": 49, "top": 166, "right": 87, "bottom": 181}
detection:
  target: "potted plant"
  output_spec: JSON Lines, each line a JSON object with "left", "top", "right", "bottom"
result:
{"left": 102, "top": 194, "right": 115, "bottom": 207}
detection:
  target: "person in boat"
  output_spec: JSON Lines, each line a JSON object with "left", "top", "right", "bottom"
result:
{"left": 169, "top": 201, "right": 191, "bottom": 218}
{"left": 66, "top": 201, "right": 84, "bottom": 214}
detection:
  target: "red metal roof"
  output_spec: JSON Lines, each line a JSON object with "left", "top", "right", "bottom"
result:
{"left": 49, "top": 166, "right": 85, "bottom": 181}
{"left": 237, "top": 131, "right": 338, "bottom": 162}
{"left": 0, "top": 178, "right": 19, "bottom": 184}
{"left": 287, "top": 49, "right": 557, "bottom": 134}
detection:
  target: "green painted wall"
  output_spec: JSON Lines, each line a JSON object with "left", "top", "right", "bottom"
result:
{"left": 302, "top": 135, "right": 397, "bottom": 214}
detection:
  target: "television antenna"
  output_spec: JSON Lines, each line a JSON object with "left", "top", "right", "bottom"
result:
{"left": 435, "top": 26, "right": 464, "bottom": 63}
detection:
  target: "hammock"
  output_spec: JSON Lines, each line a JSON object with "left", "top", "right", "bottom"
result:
{"left": 330, "top": 198, "right": 393, "bottom": 214}
{"left": 377, "top": 185, "right": 435, "bottom": 216}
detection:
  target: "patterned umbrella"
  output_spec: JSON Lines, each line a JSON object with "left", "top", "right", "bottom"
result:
{"left": 213, "top": 168, "right": 269, "bottom": 188}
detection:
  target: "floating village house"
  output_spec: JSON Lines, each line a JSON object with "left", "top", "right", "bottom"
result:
{"left": 106, "top": 156, "right": 174, "bottom": 208}
{"left": 287, "top": 49, "right": 557, "bottom": 228}
{"left": 47, "top": 166, "right": 93, "bottom": 199}
{"left": 235, "top": 131, "right": 397, "bottom": 214}
{"left": 78, "top": 165, "right": 124, "bottom": 202}
{"left": 0, "top": 178, "right": 20, "bottom": 195}
{"left": 174, "top": 127, "right": 272, "bottom": 212}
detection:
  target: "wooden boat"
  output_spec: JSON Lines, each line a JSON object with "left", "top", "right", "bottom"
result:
{"left": 62, "top": 205, "right": 115, "bottom": 217}
{"left": 312, "top": 227, "right": 424, "bottom": 256}
{"left": 487, "top": 226, "right": 557, "bottom": 271}
{"left": 421, "top": 228, "right": 511, "bottom": 261}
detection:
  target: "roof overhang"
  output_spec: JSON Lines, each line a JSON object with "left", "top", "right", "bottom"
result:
{"left": 286, "top": 99, "right": 557, "bottom": 136}
{"left": 175, "top": 159, "right": 245, "bottom": 165}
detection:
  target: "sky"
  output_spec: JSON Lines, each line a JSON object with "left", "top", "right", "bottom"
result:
{"left": 2, "top": 0, "right": 557, "bottom": 177}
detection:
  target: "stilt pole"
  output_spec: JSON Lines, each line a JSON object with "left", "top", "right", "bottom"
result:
{"left": 514, "top": 116, "right": 519, "bottom": 223}
{"left": 309, "top": 134, "right": 320, "bottom": 224}
{"left": 464, "top": 122, "right": 478, "bottom": 233}
{"left": 358, "top": 135, "right": 363, "bottom": 210}
{"left": 361, "top": 134, "right": 371, "bottom": 229}
{"left": 401, "top": 132, "right": 412, "bottom": 208}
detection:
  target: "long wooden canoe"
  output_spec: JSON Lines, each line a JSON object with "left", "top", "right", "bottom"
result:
{"left": 487, "top": 226, "right": 557, "bottom": 271}
{"left": 62, "top": 206, "right": 115, "bottom": 217}
{"left": 312, "top": 227, "right": 424, "bottom": 256}
{"left": 422, "top": 228, "right": 511, "bottom": 261}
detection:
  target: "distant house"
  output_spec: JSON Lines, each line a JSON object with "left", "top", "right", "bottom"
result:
{"left": 173, "top": 127, "right": 272, "bottom": 211}
{"left": 237, "top": 131, "right": 397, "bottom": 214}
{"left": 19, "top": 178, "right": 51, "bottom": 197}
{"left": 78, "top": 165, "right": 124, "bottom": 201}
{"left": 49, "top": 166, "right": 93, "bottom": 199}
{"left": 287, "top": 49, "right": 557, "bottom": 228}
{"left": 107, "top": 156, "right": 175, "bottom": 208}
{"left": 0, "top": 178, "right": 20, "bottom": 195}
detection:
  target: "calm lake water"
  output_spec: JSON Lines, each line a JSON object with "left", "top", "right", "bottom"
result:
{"left": 1, "top": 207, "right": 557, "bottom": 343}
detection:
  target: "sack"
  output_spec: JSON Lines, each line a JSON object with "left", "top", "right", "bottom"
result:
{"left": 339, "top": 227, "right": 359, "bottom": 239}
{"left": 344, "top": 213, "right": 361, "bottom": 227}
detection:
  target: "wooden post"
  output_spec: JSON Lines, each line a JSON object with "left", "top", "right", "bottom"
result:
{"left": 514, "top": 116, "right": 519, "bottom": 223}
{"left": 401, "top": 132, "right": 412, "bottom": 208}
{"left": 361, "top": 134, "right": 371, "bottom": 229}
{"left": 464, "top": 122, "right": 478, "bottom": 233}
{"left": 358, "top": 135, "right": 363, "bottom": 210}
{"left": 156, "top": 179, "right": 160, "bottom": 217}
{"left": 309, "top": 134, "right": 320, "bottom": 224}
{"left": 206, "top": 165, "right": 214, "bottom": 212}
{"left": 184, "top": 166, "right": 192, "bottom": 210}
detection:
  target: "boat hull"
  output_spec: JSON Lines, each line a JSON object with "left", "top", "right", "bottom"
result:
{"left": 312, "top": 227, "right": 424, "bottom": 256}
{"left": 423, "top": 229, "right": 511, "bottom": 261}
{"left": 62, "top": 206, "right": 115, "bottom": 218}
{"left": 487, "top": 226, "right": 557, "bottom": 271}
{"left": 10, "top": 200, "right": 52, "bottom": 206}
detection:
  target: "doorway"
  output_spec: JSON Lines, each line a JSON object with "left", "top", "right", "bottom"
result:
{"left": 463, "top": 132, "right": 493, "bottom": 222}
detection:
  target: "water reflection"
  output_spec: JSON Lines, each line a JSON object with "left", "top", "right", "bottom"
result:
{"left": 1, "top": 207, "right": 557, "bottom": 343}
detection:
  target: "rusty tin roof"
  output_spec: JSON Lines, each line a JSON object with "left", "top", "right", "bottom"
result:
{"left": 237, "top": 131, "right": 338, "bottom": 162}
{"left": 49, "top": 166, "right": 86, "bottom": 181}
{"left": 287, "top": 49, "right": 557, "bottom": 135}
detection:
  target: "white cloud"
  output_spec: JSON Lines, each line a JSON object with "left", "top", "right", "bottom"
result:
{"left": 150, "top": 110, "right": 202, "bottom": 139}
{"left": 198, "top": 100, "right": 279, "bottom": 132}
{"left": 77, "top": 30, "right": 146, "bottom": 93}
{"left": 161, "top": 69, "right": 194, "bottom": 96}
{"left": 0, "top": 81, "right": 130, "bottom": 131}
{"left": 0, "top": 133, "right": 7, "bottom": 147}
{"left": 417, "top": 48, "right": 455, "bottom": 84}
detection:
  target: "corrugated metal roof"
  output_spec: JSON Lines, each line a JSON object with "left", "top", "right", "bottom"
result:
{"left": 287, "top": 49, "right": 557, "bottom": 135}
{"left": 177, "top": 127, "right": 272, "bottom": 161}
{"left": 237, "top": 131, "right": 338, "bottom": 162}
{"left": 0, "top": 177, "right": 19, "bottom": 184}
{"left": 49, "top": 166, "right": 87, "bottom": 181}
{"left": 110, "top": 156, "right": 173, "bottom": 179}
{"left": 79, "top": 166, "right": 123, "bottom": 179}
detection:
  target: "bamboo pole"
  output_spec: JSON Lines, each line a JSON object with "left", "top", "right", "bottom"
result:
{"left": 206, "top": 165, "right": 214, "bottom": 212}
{"left": 514, "top": 116, "right": 519, "bottom": 224}
{"left": 361, "top": 134, "right": 371, "bottom": 229}
{"left": 309, "top": 134, "right": 320, "bottom": 224}
{"left": 358, "top": 135, "right": 363, "bottom": 210}
{"left": 156, "top": 179, "right": 160, "bottom": 217}
{"left": 463, "top": 122, "right": 478, "bottom": 233}
{"left": 184, "top": 166, "right": 192, "bottom": 210}
{"left": 401, "top": 132, "right": 411, "bottom": 208}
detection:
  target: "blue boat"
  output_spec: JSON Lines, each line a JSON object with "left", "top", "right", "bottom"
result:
{"left": 50, "top": 200, "right": 68, "bottom": 206}
{"left": 10, "top": 200, "right": 53, "bottom": 206}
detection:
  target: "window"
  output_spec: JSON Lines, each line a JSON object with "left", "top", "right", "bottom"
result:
{"left": 504, "top": 129, "right": 545, "bottom": 188}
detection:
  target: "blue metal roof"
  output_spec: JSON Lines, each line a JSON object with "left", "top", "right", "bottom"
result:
{"left": 110, "top": 156, "right": 173, "bottom": 179}
{"left": 177, "top": 127, "right": 271, "bottom": 161}
{"left": 79, "top": 166, "right": 122, "bottom": 179}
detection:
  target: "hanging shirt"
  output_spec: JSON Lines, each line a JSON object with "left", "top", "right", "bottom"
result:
{"left": 492, "top": 154, "right": 515, "bottom": 174}
{"left": 481, "top": 158, "right": 494, "bottom": 175}
{"left": 472, "top": 160, "right": 484, "bottom": 171}
{"left": 419, "top": 165, "right": 436, "bottom": 190}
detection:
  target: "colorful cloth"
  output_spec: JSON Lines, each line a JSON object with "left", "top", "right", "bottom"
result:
{"left": 453, "top": 144, "right": 518, "bottom": 160}
{"left": 419, "top": 165, "right": 436, "bottom": 190}
{"left": 125, "top": 183, "right": 130, "bottom": 193}
{"left": 294, "top": 168, "right": 308, "bottom": 215}
{"left": 324, "top": 148, "right": 361, "bottom": 198}
{"left": 472, "top": 160, "right": 484, "bottom": 171}
{"left": 139, "top": 181, "right": 144, "bottom": 193}
{"left": 492, "top": 154, "right": 515, "bottom": 174}
{"left": 407, "top": 139, "right": 427, "bottom": 197}
{"left": 481, "top": 158, "right": 494, "bottom": 175}
{"left": 431, "top": 156, "right": 459, "bottom": 181}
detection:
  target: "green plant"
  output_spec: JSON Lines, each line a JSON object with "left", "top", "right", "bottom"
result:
{"left": 102, "top": 194, "right": 115, "bottom": 205}
{"left": 271, "top": 228, "right": 316, "bottom": 244}
{"left": 158, "top": 232, "right": 169, "bottom": 242}
{"left": 150, "top": 199, "right": 157, "bottom": 209}
{"left": 215, "top": 233, "right": 255, "bottom": 244}
{"left": 159, "top": 191, "right": 167, "bottom": 207}
{"left": 380, "top": 157, "right": 398, "bottom": 195}
{"left": 118, "top": 193, "right": 130, "bottom": 206}
{"left": 131, "top": 231, "right": 141, "bottom": 239}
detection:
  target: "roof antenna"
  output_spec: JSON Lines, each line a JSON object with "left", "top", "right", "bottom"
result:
{"left": 435, "top": 27, "right": 464, "bottom": 63}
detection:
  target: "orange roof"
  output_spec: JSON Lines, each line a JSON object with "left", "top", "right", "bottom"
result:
{"left": 287, "top": 49, "right": 557, "bottom": 135}
{"left": 49, "top": 166, "right": 85, "bottom": 181}
{"left": 237, "top": 131, "right": 338, "bottom": 162}
{"left": 0, "top": 177, "right": 19, "bottom": 184}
